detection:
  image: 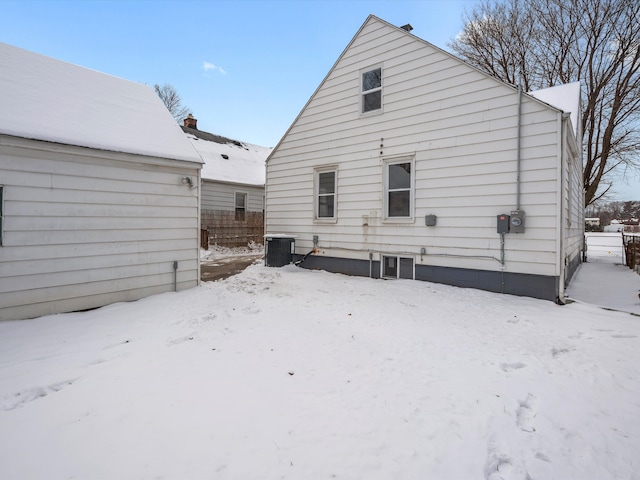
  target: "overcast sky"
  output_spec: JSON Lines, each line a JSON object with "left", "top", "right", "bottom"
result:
{"left": 1, "top": 0, "right": 637, "bottom": 201}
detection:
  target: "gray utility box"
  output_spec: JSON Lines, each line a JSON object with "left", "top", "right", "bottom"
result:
{"left": 497, "top": 214, "right": 510, "bottom": 233}
{"left": 264, "top": 235, "right": 296, "bottom": 267}
{"left": 510, "top": 210, "right": 526, "bottom": 233}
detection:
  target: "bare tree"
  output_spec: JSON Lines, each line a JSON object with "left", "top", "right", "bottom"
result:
{"left": 154, "top": 83, "right": 190, "bottom": 124}
{"left": 449, "top": 0, "right": 640, "bottom": 206}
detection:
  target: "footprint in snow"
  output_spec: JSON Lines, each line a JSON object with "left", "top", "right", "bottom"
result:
{"left": 500, "top": 362, "right": 527, "bottom": 372}
{"left": 485, "top": 436, "right": 530, "bottom": 480}
{"left": 516, "top": 393, "right": 539, "bottom": 433}
{"left": 2, "top": 379, "right": 76, "bottom": 411}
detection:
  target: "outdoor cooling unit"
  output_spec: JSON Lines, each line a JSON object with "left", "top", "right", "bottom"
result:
{"left": 264, "top": 235, "right": 296, "bottom": 267}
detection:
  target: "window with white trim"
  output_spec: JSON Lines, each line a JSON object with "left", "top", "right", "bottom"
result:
{"left": 315, "top": 168, "right": 337, "bottom": 220}
{"left": 382, "top": 256, "right": 414, "bottom": 279}
{"left": 361, "top": 67, "right": 382, "bottom": 114}
{"left": 235, "top": 192, "right": 247, "bottom": 221}
{"left": 385, "top": 159, "right": 413, "bottom": 219}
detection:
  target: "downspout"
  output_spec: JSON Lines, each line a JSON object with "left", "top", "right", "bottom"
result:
{"left": 516, "top": 84, "right": 522, "bottom": 210}
{"left": 558, "top": 114, "right": 569, "bottom": 303}
{"left": 196, "top": 168, "right": 202, "bottom": 286}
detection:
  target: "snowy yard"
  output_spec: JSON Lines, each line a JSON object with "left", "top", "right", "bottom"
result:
{"left": 1, "top": 262, "right": 639, "bottom": 479}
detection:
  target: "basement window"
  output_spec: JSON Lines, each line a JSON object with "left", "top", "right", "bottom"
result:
{"left": 382, "top": 256, "right": 414, "bottom": 279}
{"left": 361, "top": 66, "right": 382, "bottom": 114}
{"left": 235, "top": 192, "right": 247, "bottom": 221}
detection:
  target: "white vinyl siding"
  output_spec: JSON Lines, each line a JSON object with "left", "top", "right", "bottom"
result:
{"left": 201, "top": 180, "right": 264, "bottom": 213}
{"left": 266, "top": 16, "right": 572, "bottom": 279}
{"left": 0, "top": 138, "right": 200, "bottom": 321}
{"left": 0, "top": 185, "right": 3, "bottom": 246}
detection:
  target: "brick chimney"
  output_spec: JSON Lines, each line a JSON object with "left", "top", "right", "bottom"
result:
{"left": 183, "top": 114, "right": 197, "bottom": 129}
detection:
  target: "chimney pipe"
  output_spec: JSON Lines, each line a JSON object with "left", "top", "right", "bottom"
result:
{"left": 183, "top": 114, "right": 198, "bottom": 129}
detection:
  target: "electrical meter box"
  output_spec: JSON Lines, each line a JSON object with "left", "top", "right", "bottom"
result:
{"left": 510, "top": 210, "right": 526, "bottom": 233}
{"left": 497, "top": 214, "right": 510, "bottom": 233}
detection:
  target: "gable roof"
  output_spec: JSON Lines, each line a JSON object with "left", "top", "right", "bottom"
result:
{"left": 183, "top": 126, "right": 269, "bottom": 186}
{"left": 267, "top": 15, "right": 579, "bottom": 162}
{"left": 0, "top": 42, "right": 201, "bottom": 164}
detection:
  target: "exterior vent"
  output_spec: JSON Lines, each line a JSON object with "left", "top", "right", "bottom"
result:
{"left": 400, "top": 24, "right": 413, "bottom": 32}
{"left": 221, "top": 154, "right": 229, "bottom": 159}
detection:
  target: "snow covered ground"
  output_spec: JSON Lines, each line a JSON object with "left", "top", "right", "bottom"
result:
{"left": 1, "top": 259, "right": 639, "bottom": 479}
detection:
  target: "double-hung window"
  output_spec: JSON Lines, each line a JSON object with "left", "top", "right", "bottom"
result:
{"left": 361, "top": 66, "right": 382, "bottom": 114}
{"left": 235, "top": 192, "right": 247, "bottom": 221}
{"left": 385, "top": 159, "right": 414, "bottom": 219}
{"left": 315, "top": 168, "right": 337, "bottom": 221}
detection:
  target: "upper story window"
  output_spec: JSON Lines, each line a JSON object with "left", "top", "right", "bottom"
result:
{"left": 315, "top": 168, "right": 337, "bottom": 221}
{"left": 385, "top": 159, "right": 414, "bottom": 219}
{"left": 235, "top": 192, "right": 247, "bottom": 221}
{"left": 361, "top": 67, "right": 382, "bottom": 114}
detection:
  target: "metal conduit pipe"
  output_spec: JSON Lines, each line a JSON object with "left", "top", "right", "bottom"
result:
{"left": 516, "top": 83, "right": 523, "bottom": 210}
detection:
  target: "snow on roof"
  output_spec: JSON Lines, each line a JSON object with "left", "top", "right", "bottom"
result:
{"left": 0, "top": 42, "right": 201, "bottom": 164}
{"left": 184, "top": 129, "right": 269, "bottom": 185}
{"left": 528, "top": 81, "right": 581, "bottom": 137}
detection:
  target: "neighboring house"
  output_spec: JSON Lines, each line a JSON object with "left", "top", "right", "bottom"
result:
{"left": 265, "top": 15, "right": 584, "bottom": 302}
{"left": 585, "top": 218, "right": 601, "bottom": 227}
{"left": 182, "top": 115, "right": 270, "bottom": 247}
{"left": 0, "top": 43, "right": 203, "bottom": 321}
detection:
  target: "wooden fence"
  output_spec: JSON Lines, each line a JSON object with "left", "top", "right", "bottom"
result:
{"left": 623, "top": 234, "right": 640, "bottom": 274}
{"left": 201, "top": 210, "right": 264, "bottom": 248}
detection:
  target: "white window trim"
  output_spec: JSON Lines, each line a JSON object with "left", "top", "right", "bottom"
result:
{"left": 381, "top": 255, "right": 415, "bottom": 279}
{"left": 383, "top": 156, "right": 415, "bottom": 223}
{"left": 314, "top": 166, "right": 338, "bottom": 224}
{"left": 360, "top": 65, "right": 383, "bottom": 116}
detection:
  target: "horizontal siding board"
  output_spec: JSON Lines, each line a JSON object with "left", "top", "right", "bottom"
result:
{"left": 5, "top": 227, "right": 198, "bottom": 247}
{"left": 1, "top": 259, "right": 198, "bottom": 296}
{"left": 1, "top": 239, "right": 197, "bottom": 262}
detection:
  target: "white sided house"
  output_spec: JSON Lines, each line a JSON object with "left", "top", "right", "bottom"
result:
{"left": 182, "top": 115, "right": 269, "bottom": 247}
{"left": 265, "top": 16, "right": 584, "bottom": 302}
{"left": 0, "top": 43, "right": 203, "bottom": 321}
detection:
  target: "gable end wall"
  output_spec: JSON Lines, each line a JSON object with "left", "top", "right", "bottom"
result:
{"left": 266, "top": 17, "right": 569, "bottom": 298}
